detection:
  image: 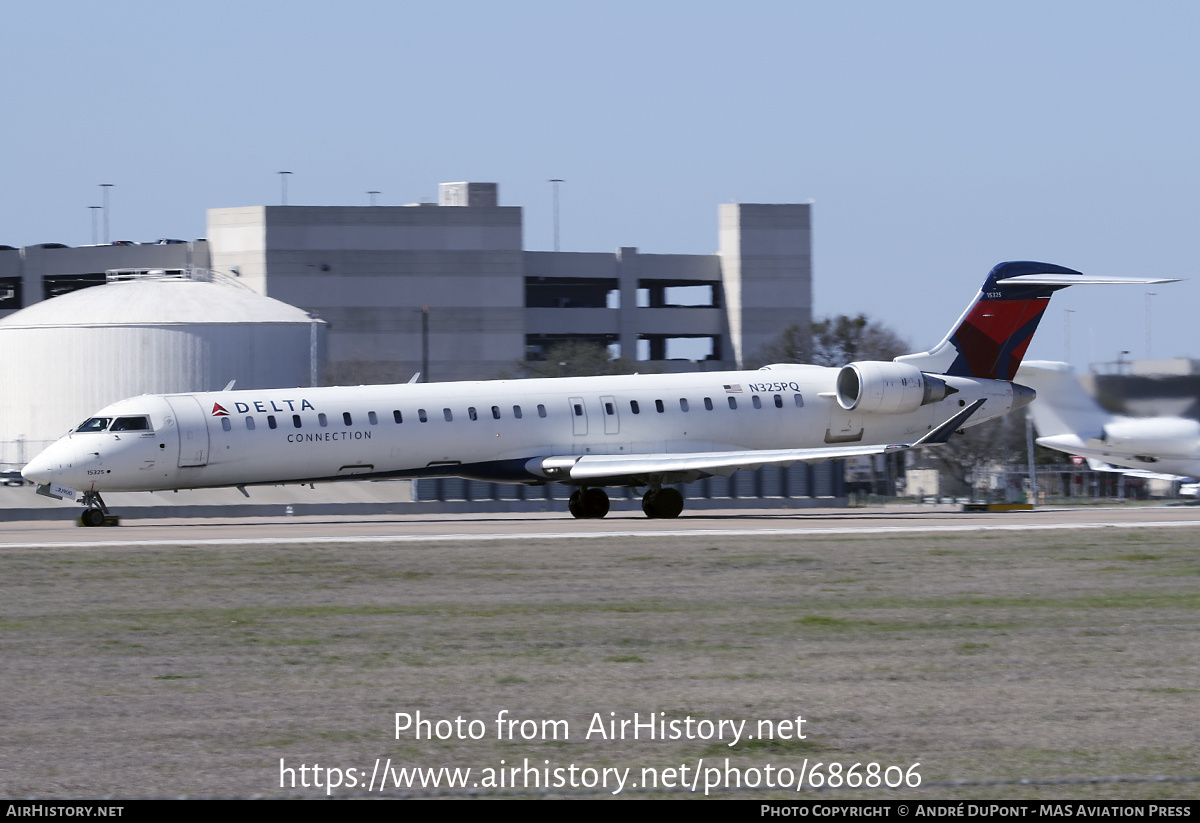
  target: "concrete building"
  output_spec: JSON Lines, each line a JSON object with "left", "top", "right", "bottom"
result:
{"left": 2, "top": 182, "right": 813, "bottom": 386}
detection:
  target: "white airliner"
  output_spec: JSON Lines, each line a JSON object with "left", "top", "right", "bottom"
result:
{"left": 22, "top": 262, "right": 1175, "bottom": 525}
{"left": 1016, "top": 360, "right": 1200, "bottom": 481}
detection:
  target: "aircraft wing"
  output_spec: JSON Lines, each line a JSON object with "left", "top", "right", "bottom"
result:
{"left": 1082, "top": 457, "right": 1196, "bottom": 483}
{"left": 531, "top": 399, "right": 985, "bottom": 485}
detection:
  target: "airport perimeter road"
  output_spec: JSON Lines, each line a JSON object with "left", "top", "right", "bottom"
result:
{"left": 4, "top": 504, "right": 1200, "bottom": 547}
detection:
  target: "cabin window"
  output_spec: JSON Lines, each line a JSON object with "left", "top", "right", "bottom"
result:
{"left": 343, "top": 412, "right": 353, "bottom": 426}
{"left": 630, "top": 400, "right": 640, "bottom": 414}
{"left": 492, "top": 406, "right": 502, "bottom": 420}
{"left": 537, "top": 404, "right": 547, "bottom": 418}
{"left": 112, "top": 416, "right": 150, "bottom": 431}
{"left": 794, "top": 394, "right": 804, "bottom": 407}
{"left": 513, "top": 405, "right": 523, "bottom": 419}
{"left": 221, "top": 417, "right": 231, "bottom": 432}
{"left": 293, "top": 414, "right": 302, "bottom": 428}
{"left": 368, "top": 411, "right": 378, "bottom": 425}
{"left": 245, "top": 416, "right": 255, "bottom": 430}
{"left": 603, "top": 402, "right": 613, "bottom": 415}
{"left": 573, "top": 404, "right": 583, "bottom": 416}
{"left": 443, "top": 408, "right": 453, "bottom": 422}
{"left": 679, "top": 398, "right": 689, "bottom": 412}
{"left": 393, "top": 410, "right": 403, "bottom": 424}
{"left": 704, "top": 397, "right": 713, "bottom": 411}
{"left": 752, "top": 395, "right": 762, "bottom": 409}
{"left": 319, "top": 413, "right": 328, "bottom": 427}
{"left": 728, "top": 397, "right": 737, "bottom": 410}
{"left": 655, "top": 399, "right": 665, "bottom": 413}
{"left": 468, "top": 407, "right": 478, "bottom": 421}
{"left": 267, "top": 415, "right": 277, "bottom": 429}
{"left": 774, "top": 394, "right": 783, "bottom": 408}
{"left": 418, "top": 409, "right": 428, "bottom": 423}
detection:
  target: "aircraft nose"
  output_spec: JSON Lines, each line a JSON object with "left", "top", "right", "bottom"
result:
{"left": 1011, "top": 382, "right": 1037, "bottom": 412}
{"left": 22, "top": 442, "right": 71, "bottom": 485}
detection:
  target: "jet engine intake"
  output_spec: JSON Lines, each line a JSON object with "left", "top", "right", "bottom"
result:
{"left": 835, "top": 362, "right": 953, "bottom": 413}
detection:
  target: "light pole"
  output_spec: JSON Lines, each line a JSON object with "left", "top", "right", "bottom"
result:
{"left": 278, "top": 171, "right": 293, "bottom": 205}
{"left": 1145, "top": 292, "right": 1156, "bottom": 358}
{"left": 421, "top": 306, "right": 429, "bottom": 383}
{"left": 99, "top": 184, "right": 113, "bottom": 243}
{"left": 88, "top": 206, "right": 102, "bottom": 245}
{"left": 549, "top": 179, "right": 564, "bottom": 252}
{"left": 367, "top": 190, "right": 380, "bottom": 207}
{"left": 1062, "top": 309, "right": 1075, "bottom": 364}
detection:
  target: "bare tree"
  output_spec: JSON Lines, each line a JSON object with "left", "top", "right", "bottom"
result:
{"left": 749, "top": 314, "right": 910, "bottom": 369}
{"left": 514, "top": 340, "right": 644, "bottom": 378}
{"left": 926, "top": 408, "right": 1029, "bottom": 499}
{"left": 810, "top": 314, "right": 910, "bottom": 366}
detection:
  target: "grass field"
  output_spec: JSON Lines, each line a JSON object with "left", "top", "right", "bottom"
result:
{"left": 2, "top": 526, "right": 1198, "bottom": 798}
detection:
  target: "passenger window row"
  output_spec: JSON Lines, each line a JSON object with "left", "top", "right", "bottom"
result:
{"left": 221, "top": 393, "right": 804, "bottom": 432}
{"left": 228, "top": 402, "right": 552, "bottom": 431}
{"left": 627, "top": 394, "right": 803, "bottom": 414}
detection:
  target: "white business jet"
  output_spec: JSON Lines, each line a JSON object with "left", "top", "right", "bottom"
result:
{"left": 23, "top": 262, "right": 1175, "bottom": 525}
{"left": 1017, "top": 360, "right": 1200, "bottom": 481}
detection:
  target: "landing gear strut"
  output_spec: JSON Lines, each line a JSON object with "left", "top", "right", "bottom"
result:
{"left": 78, "top": 491, "right": 119, "bottom": 527}
{"left": 642, "top": 487, "right": 684, "bottom": 519}
{"left": 568, "top": 487, "right": 610, "bottom": 519}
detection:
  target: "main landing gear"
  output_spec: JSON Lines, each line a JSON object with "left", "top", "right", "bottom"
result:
{"left": 78, "top": 491, "right": 119, "bottom": 527}
{"left": 567, "top": 486, "right": 685, "bottom": 519}
{"left": 641, "top": 487, "right": 684, "bottom": 519}
{"left": 568, "top": 487, "right": 610, "bottom": 519}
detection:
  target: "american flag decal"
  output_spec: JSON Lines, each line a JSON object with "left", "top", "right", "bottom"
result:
{"left": 724, "top": 384, "right": 742, "bottom": 393}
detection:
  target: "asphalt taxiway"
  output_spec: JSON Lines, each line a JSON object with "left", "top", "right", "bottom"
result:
{"left": 4, "top": 503, "right": 1200, "bottom": 548}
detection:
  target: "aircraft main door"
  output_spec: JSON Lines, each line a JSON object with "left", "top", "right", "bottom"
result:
{"left": 165, "top": 395, "right": 210, "bottom": 467}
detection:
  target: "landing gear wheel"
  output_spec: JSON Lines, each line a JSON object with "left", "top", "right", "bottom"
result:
{"left": 81, "top": 508, "right": 105, "bottom": 528}
{"left": 642, "top": 487, "right": 683, "bottom": 519}
{"left": 569, "top": 488, "right": 611, "bottom": 518}
{"left": 582, "top": 487, "right": 610, "bottom": 518}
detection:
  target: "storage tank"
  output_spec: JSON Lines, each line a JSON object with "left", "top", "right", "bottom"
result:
{"left": 0, "top": 270, "right": 325, "bottom": 470}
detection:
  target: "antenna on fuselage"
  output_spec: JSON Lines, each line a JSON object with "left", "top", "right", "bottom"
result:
{"left": 408, "top": 373, "right": 421, "bottom": 384}
{"left": 222, "top": 380, "right": 236, "bottom": 391}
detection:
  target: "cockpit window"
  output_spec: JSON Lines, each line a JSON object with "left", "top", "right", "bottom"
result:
{"left": 111, "top": 416, "right": 151, "bottom": 431}
{"left": 76, "top": 417, "right": 112, "bottom": 432}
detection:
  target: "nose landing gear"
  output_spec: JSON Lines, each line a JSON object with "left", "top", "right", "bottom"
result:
{"left": 78, "top": 491, "right": 120, "bottom": 527}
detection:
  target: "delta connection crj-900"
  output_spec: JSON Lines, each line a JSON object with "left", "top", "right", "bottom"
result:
{"left": 22, "top": 262, "right": 1175, "bottom": 525}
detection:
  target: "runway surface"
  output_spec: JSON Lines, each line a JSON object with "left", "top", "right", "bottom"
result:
{"left": 5, "top": 503, "right": 1200, "bottom": 548}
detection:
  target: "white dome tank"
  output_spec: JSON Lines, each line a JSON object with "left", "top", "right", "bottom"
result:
{"left": 0, "top": 270, "right": 325, "bottom": 470}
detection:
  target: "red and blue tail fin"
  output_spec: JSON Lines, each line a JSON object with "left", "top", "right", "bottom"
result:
{"left": 896, "top": 262, "right": 1176, "bottom": 380}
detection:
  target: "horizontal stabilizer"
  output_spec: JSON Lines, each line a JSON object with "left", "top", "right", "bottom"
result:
{"left": 912, "top": 398, "right": 987, "bottom": 446}
{"left": 996, "top": 274, "right": 1181, "bottom": 286}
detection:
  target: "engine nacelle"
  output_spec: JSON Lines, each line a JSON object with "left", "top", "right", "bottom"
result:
{"left": 835, "top": 361, "right": 952, "bottom": 413}
{"left": 1100, "top": 418, "right": 1200, "bottom": 456}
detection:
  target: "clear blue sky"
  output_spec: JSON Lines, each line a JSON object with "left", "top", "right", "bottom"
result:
{"left": 4, "top": 1, "right": 1196, "bottom": 369}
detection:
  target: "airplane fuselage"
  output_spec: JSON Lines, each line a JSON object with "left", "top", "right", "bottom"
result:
{"left": 25, "top": 366, "right": 1021, "bottom": 495}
